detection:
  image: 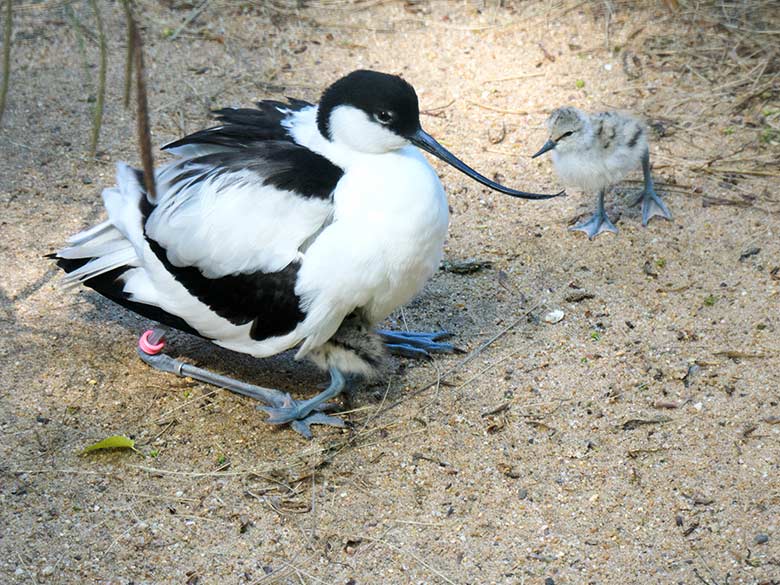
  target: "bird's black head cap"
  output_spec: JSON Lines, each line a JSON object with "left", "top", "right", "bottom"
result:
{"left": 317, "top": 70, "right": 420, "bottom": 140}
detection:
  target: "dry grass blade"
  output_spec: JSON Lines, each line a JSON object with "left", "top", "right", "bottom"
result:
{"left": 169, "top": 0, "right": 210, "bottom": 41}
{"left": 466, "top": 99, "right": 530, "bottom": 116}
{"left": 361, "top": 537, "right": 457, "bottom": 585}
{"left": 127, "top": 3, "right": 157, "bottom": 199}
{"left": 0, "top": 0, "right": 10, "bottom": 124}
{"left": 87, "top": 0, "right": 107, "bottom": 157}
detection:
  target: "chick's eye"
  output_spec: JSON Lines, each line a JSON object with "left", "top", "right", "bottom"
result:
{"left": 556, "top": 130, "right": 574, "bottom": 141}
{"left": 374, "top": 110, "right": 394, "bottom": 125}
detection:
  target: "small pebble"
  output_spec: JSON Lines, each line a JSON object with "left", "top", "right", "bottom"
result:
{"left": 518, "top": 488, "right": 528, "bottom": 500}
{"left": 543, "top": 309, "right": 565, "bottom": 324}
{"left": 545, "top": 578, "right": 555, "bottom": 585}
{"left": 41, "top": 566, "right": 55, "bottom": 577}
{"left": 755, "top": 533, "right": 769, "bottom": 544}
{"left": 739, "top": 246, "right": 760, "bottom": 261}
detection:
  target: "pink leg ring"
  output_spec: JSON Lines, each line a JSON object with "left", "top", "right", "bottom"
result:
{"left": 138, "top": 330, "right": 166, "bottom": 355}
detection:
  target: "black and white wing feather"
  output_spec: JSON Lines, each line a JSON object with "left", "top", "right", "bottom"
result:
{"left": 55, "top": 99, "right": 346, "bottom": 352}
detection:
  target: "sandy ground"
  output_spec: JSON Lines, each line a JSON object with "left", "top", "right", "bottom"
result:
{"left": 1, "top": 1, "right": 779, "bottom": 584}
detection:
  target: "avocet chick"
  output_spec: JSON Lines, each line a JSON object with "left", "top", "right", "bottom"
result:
{"left": 533, "top": 106, "right": 671, "bottom": 239}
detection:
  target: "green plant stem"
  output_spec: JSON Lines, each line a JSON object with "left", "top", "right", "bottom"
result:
{"left": 121, "top": 0, "right": 134, "bottom": 109}
{"left": 64, "top": 5, "right": 92, "bottom": 82}
{"left": 88, "top": 0, "right": 107, "bottom": 157}
{"left": 0, "top": 0, "right": 12, "bottom": 124}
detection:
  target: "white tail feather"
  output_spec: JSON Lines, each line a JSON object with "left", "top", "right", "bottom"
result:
{"left": 57, "top": 237, "right": 132, "bottom": 260}
{"left": 60, "top": 246, "right": 137, "bottom": 287}
{"left": 67, "top": 219, "right": 113, "bottom": 246}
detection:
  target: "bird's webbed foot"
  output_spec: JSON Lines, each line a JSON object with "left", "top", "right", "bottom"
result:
{"left": 257, "top": 368, "right": 347, "bottom": 438}
{"left": 376, "top": 329, "right": 461, "bottom": 359}
{"left": 637, "top": 187, "right": 672, "bottom": 226}
{"left": 634, "top": 148, "right": 672, "bottom": 227}
{"left": 568, "top": 209, "right": 619, "bottom": 239}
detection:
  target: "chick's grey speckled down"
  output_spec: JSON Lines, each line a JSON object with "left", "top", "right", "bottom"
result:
{"left": 533, "top": 106, "right": 672, "bottom": 239}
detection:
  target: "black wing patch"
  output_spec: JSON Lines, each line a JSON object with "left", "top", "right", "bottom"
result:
{"left": 168, "top": 140, "right": 344, "bottom": 200}
{"left": 163, "top": 98, "right": 313, "bottom": 151}
{"left": 146, "top": 237, "right": 305, "bottom": 340}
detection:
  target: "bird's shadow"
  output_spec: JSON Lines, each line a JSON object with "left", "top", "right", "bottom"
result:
{"left": 70, "top": 292, "right": 401, "bottom": 405}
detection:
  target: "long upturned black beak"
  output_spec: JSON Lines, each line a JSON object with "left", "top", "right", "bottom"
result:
{"left": 532, "top": 138, "right": 557, "bottom": 159}
{"left": 410, "top": 129, "right": 564, "bottom": 200}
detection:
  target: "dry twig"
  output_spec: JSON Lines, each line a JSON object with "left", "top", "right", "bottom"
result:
{"left": 126, "top": 3, "right": 157, "bottom": 199}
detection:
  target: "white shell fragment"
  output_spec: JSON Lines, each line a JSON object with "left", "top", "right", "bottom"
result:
{"left": 543, "top": 309, "right": 565, "bottom": 324}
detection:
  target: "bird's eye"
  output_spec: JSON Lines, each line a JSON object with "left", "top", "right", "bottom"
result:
{"left": 374, "top": 111, "right": 395, "bottom": 125}
{"left": 556, "top": 130, "right": 574, "bottom": 141}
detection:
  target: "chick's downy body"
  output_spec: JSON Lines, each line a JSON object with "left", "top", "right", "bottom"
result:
{"left": 551, "top": 109, "right": 647, "bottom": 192}
{"left": 535, "top": 106, "right": 671, "bottom": 239}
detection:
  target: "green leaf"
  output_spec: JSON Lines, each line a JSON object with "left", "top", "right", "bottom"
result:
{"left": 575, "top": 79, "right": 585, "bottom": 89}
{"left": 81, "top": 435, "right": 138, "bottom": 455}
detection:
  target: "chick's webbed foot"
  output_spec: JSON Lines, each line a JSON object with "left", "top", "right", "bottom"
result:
{"left": 377, "top": 329, "right": 461, "bottom": 359}
{"left": 569, "top": 210, "right": 618, "bottom": 240}
{"left": 636, "top": 148, "right": 672, "bottom": 227}
{"left": 638, "top": 188, "right": 672, "bottom": 227}
{"left": 570, "top": 189, "right": 617, "bottom": 240}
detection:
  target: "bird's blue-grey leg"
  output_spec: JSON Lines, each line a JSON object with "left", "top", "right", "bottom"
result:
{"left": 257, "top": 367, "right": 347, "bottom": 439}
{"left": 376, "top": 329, "right": 459, "bottom": 359}
{"left": 569, "top": 189, "right": 618, "bottom": 239}
{"left": 137, "top": 328, "right": 345, "bottom": 438}
{"left": 637, "top": 148, "right": 672, "bottom": 226}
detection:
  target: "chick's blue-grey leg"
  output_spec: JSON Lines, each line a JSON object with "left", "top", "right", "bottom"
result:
{"left": 376, "top": 329, "right": 460, "bottom": 359}
{"left": 638, "top": 148, "right": 672, "bottom": 226}
{"left": 569, "top": 189, "right": 618, "bottom": 239}
{"left": 137, "top": 328, "right": 345, "bottom": 439}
